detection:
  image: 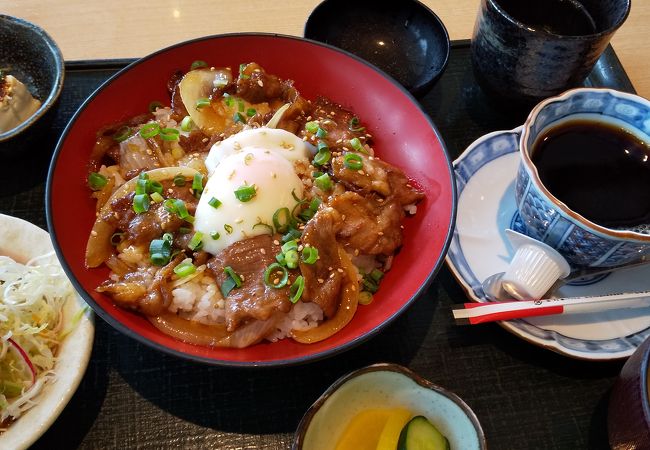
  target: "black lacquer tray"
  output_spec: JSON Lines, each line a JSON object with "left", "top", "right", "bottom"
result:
{"left": 0, "top": 41, "right": 634, "bottom": 449}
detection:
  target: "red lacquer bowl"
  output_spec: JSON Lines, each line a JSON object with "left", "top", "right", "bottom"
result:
{"left": 46, "top": 34, "right": 456, "bottom": 367}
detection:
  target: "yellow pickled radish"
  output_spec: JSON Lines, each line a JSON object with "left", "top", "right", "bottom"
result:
{"left": 376, "top": 408, "right": 413, "bottom": 450}
{"left": 335, "top": 409, "right": 392, "bottom": 450}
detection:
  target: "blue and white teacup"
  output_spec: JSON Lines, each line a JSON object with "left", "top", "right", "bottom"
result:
{"left": 515, "top": 88, "right": 650, "bottom": 268}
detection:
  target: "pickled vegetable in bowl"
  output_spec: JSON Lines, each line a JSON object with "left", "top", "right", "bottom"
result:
{"left": 293, "top": 363, "right": 486, "bottom": 450}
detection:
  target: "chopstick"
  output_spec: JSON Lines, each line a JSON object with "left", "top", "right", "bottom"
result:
{"left": 452, "top": 291, "right": 650, "bottom": 325}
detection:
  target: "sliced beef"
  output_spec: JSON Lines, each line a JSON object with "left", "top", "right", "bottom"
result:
{"left": 299, "top": 207, "right": 344, "bottom": 318}
{"left": 331, "top": 152, "right": 424, "bottom": 206}
{"left": 207, "top": 234, "right": 291, "bottom": 331}
{"left": 329, "top": 192, "right": 404, "bottom": 256}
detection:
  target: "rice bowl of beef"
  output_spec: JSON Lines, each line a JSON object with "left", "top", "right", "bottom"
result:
{"left": 46, "top": 33, "right": 455, "bottom": 366}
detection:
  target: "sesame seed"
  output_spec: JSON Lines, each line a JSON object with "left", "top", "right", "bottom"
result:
{"left": 260, "top": 248, "right": 266, "bottom": 255}
{"left": 273, "top": 277, "right": 279, "bottom": 284}
{"left": 240, "top": 274, "right": 245, "bottom": 281}
{"left": 328, "top": 266, "right": 333, "bottom": 271}
{"left": 354, "top": 249, "right": 359, "bottom": 256}
{"left": 257, "top": 80, "right": 264, "bottom": 87}
{"left": 273, "top": 240, "right": 280, "bottom": 245}
{"left": 90, "top": 231, "right": 98, "bottom": 237}
{"left": 318, "top": 278, "right": 324, "bottom": 283}
{"left": 329, "top": 272, "right": 336, "bottom": 278}
{"left": 359, "top": 170, "right": 365, "bottom": 175}
{"left": 202, "top": 138, "right": 209, "bottom": 143}
{"left": 298, "top": 245, "right": 304, "bottom": 251}
{"left": 337, "top": 268, "right": 344, "bottom": 273}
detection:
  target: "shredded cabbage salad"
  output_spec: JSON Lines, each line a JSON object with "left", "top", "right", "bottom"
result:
{"left": 0, "top": 252, "right": 78, "bottom": 428}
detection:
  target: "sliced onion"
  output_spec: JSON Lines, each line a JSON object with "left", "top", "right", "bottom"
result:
{"left": 291, "top": 246, "right": 359, "bottom": 344}
{"left": 266, "top": 103, "right": 291, "bottom": 129}
{"left": 85, "top": 166, "right": 200, "bottom": 268}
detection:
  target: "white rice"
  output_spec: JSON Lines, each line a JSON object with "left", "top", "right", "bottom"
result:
{"left": 169, "top": 274, "right": 323, "bottom": 341}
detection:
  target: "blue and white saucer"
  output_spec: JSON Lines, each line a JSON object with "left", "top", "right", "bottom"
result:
{"left": 445, "top": 127, "right": 650, "bottom": 360}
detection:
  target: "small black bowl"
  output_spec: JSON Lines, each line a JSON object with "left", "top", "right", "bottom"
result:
{"left": 304, "top": 0, "right": 450, "bottom": 97}
{"left": 0, "top": 15, "right": 64, "bottom": 145}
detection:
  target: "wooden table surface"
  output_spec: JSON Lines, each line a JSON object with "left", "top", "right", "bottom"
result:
{"left": 5, "top": 0, "right": 650, "bottom": 98}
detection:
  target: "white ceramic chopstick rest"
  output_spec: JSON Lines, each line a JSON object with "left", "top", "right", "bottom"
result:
{"left": 500, "top": 229, "right": 571, "bottom": 300}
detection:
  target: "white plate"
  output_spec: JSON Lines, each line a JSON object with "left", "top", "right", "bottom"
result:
{"left": 0, "top": 214, "right": 94, "bottom": 449}
{"left": 445, "top": 128, "right": 650, "bottom": 360}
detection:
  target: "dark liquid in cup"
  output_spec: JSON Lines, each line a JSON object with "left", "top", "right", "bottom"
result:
{"left": 497, "top": 0, "right": 597, "bottom": 35}
{"left": 531, "top": 119, "right": 650, "bottom": 230}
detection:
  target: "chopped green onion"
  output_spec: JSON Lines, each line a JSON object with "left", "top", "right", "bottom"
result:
{"left": 208, "top": 197, "right": 222, "bottom": 209}
{"left": 349, "top": 116, "right": 366, "bottom": 132}
{"left": 173, "top": 259, "right": 196, "bottom": 277}
{"left": 362, "top": 277, "right": 379, "bottom": 293}
{"left": 140, "top": 122, "right": 160, "bottom": 139}
{"left": 312, "top": 170, "right": 324, "bottom": 178}
{"left": 188, "top": 232, "right": 203, "bottom": 251}
{"left": 210, "top": 231, "right": 220, "bottom": 240}
{"left": 281, "top": 239, "right": 298, "bottom": 253}
{"left": 264, "top": 263, "right": 289, "bottom": 288}
{"left": 160, "top": 127, "right": 180, "bottom": 141}
{"left": 253, "top": 221, "right": 274, "bottom": 235}
{"left": 273, "top": 207, "right": 292, "bottom": 233}
{"left": 313, "top": 146, "right": 331, "bottom": 166}
{"left": 349, "top": 137, "right": 363, "bottom": 152}
{"left": 238, "top": 63, "right": 250, "bottom": 79}
{"left": 133, "top": 194, "right": 150, "bottom": 213}
{"left": 195, "top": 98, "right": 210, "bottom": 109}
{"left": 233, "top": 112, "right": 245, "bottom": 123}
{"left": 284, "top": 249, "right": 299, "bottom": 269}
{"left": 305, "top": 121, "right": 319, "bottom": 133}
{"left": 162, "top": 232, "right": 173, "bottom": 243}
{"left": 224, "top": 224, "right": 233, "bottom": 234}
{"left": 276, "top": 252, "right": 287, "bottom": 266}
{"left": 88, "top": 172, "right": 108, "bottom": 191}
{"left": 359, "top": 291, "right": 373, "bottom": 305}
{"left": 150, "top": 192, "right": 164, "bottom": 203}
{"left": 149, "top": 237, "right": 172, "bottom": 266}
{"left": 135, "top": 177, "right": 149, "bottom": 195}
{"left": 301, "top": 246, "right": 319, "bottom": 264}
{"left": 139, "top": 172, "right": 149, "bottom": 181}
{"left": 180, "top": 115, "right": 193, "bottom": 132}
{"left": 237, "top": 100, "right": 245, "bottom": 112}
{"left": 173, "top": 174, "right": 186, "bottom": 186}
{"left": 299, "top": 197, "right": 321, "bottom": 222}
{"left": 223, "top": 94, "right": 234, "bottom": 107}
{"left": 343, "top": 153, "right": 363, "bottom": 170}
{"left": 282, "top": 227, "right": 302, "bottom": 243}
{"left": 289, "top": 275, "right": 305, "bottom": 303}
{"left": 220, "top": 277, "right": 237, "bottom": 297}
{"left": 369, "top": 268, "right": 384, "bottom": 282}
{"left": 190, "top": 60, "right": 208, "bottom": 70}
{"left": 164, "top": 198, "right": 191, "bottom": 220}
{"left": 316, "top": 127, "right": 328, "bottom": 138}
{"left": 192, "top": 173, "right": 204, "bottom": 197}
{"left": 112, "top": 126, "right": 132, "bottom": 143}
{"left": 110, "top": 232, "right": 124, "bottom": 246}
{"left": 148, "top": 101, "right": 163, "bottom": 113}
{"left": 314, "top": 173, "right": 332, "bottom": 191}
{"left": 179, "top": 227, "right": 191, "bottom": 234}
{"left": 150, "top": 180, "right": 163, "bottom": 194}
{"left": 224, "top": 266, "right": 242, "bottom": 287}
{"left": 234, "top": 184, "right": 257, "bottom": 202}
{"left": 246, "top": 108, "right": 257, "bottom": 117}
